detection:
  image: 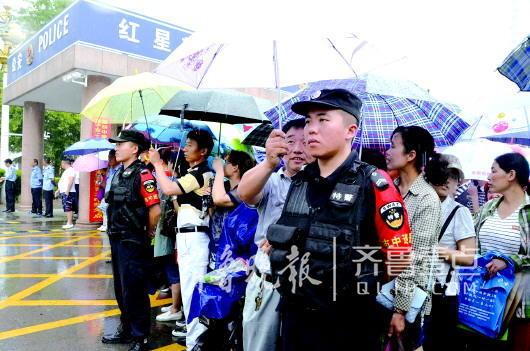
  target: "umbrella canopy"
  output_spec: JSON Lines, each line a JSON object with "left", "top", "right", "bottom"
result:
{"left": 130, "top": 115, "right": 216, "bottom": 144}
{"left": 264, "top": 76, "right": 469, "bottom": 152}
{"left": 81, "top": 72, "right": 188, "bottom": 124}
{"left": 155, "top": 31, "right": 396, "bottom": 90}
{"left": 64, "top": 138, "right": 115, "bottom": 156}
{"left": 242, "top": 123, "right": 274, "bottom": 147}
{"left": 441, "top": 139, "right": 513, "bottom": 181}
{"left": 73, "top": 151, "right": 109, "bottom": 172}
{"left": 498, "top": 36, "right": 530, "bottom": 91}
{"left": 458, "top": 94, "right": 530, "bottom": 141}
{"left": 160, "top": 89, "right": 272, "bottom": 124}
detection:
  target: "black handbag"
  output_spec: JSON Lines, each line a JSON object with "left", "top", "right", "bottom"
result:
{"left": 160, "top": 198, "right": 178, "bottom": 238}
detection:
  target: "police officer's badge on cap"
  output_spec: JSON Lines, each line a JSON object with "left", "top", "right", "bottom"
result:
{"left": 109, "top": 130, "right": 150, "bottom": 150}
{"left": 291, "top": 88, "right": 362, "bottom": 121}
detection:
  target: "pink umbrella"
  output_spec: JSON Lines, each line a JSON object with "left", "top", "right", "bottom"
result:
{"left": 73, "top": 151, "right": 109, "bottom": 172}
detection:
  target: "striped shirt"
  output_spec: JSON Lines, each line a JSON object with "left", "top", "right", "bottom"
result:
{"left": 478, "top": 206, "right": 523, "bottom": 255}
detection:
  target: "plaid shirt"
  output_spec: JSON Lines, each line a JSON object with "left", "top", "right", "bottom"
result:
{"left": 475, "top": 194, "right": 530, "bottom": 318}
{"left": 394, "top": 174, "right": 441, "bottom": 315}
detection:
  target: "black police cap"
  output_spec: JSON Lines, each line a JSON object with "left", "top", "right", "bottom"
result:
{"left": 109, "top": 130, "right": 150, "bottom": 150}
{"left": 291, "top": 88, "right": 362, "bottom": 121}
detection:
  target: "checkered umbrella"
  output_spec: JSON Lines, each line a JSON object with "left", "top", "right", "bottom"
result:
{"left": 498, "top": 36, "right": 530, "bottom": 92}
{"left": 242, "top": 123, "right": 274, "bottom": 147}
{"left": 265, "top": 76, "right": 469, "bottom": 152}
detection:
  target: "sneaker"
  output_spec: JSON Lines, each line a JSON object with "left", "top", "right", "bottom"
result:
{"left": 171, "top": 325, "right": 187, "bottom": 338}
{"left": 97, "top": 225, "right": 107, "bottom": 232}
{"left": 160, "top": 305, "right": 172, "bottom": 313}
{"left": 174, "top": 317, "right": 186, "bottom": 328}
{"left": 156, "top": 309, "right": 183, "bottom": 322}
{"left": 62, "top": 224, "right": 74, "bottom": 230}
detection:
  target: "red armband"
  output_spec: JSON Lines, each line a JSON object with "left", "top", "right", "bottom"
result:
{"left": 140, "top": 169, "right": 160, "bottom": 207}
{"left": 371, "top": 170, "right": 411, "bottom": 254}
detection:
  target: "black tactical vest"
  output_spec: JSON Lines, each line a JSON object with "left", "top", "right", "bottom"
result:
{"left": 267, "top": 160, "right": 382, "bottom": 307}
{"left": 106, "top": 160, "right": 148, "bottom": 243}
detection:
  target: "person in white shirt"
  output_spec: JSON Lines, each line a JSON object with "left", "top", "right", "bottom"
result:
{"left": 55, "top": 158, "right": 76, "bottom": 229}
{"left": 422, "top": 154, "right": 476, "bottom": 351}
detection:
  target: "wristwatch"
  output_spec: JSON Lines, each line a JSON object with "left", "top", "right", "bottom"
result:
{"left": 393, "top": 308, "right": 406, "bottom": 315}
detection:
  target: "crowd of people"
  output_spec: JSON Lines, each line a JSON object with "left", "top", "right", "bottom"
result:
{"left": 0, "top": 156, "right": 83, "bottom": 228}
{"left": 28, "top": 88, "right": 526, "bottom": 351}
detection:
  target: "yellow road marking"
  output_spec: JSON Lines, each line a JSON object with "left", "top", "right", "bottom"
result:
{"left": 0, "top": 297, "right": 172, "bottom": 340}
{"left": 0, "top": 274, "right": 55, "bottom": 278}
{"left": 0, "top": 250, "right": 111, "bottom": 310}
{"left": 0, "top": 235, "right": 94, "bottom": 263}
{"left": 0, "top": 274, "right": 113, "bottom": 278}
{"left": 153, "top": 344, "right": 187, "bottom": 351}
{"left": 0, "top": 309, "right": 121, "bottom": 340}
{"left": 13, "top": 257, "right": 98, "bottom": 260}
{"left": 65, "top": 274, "right": 113, "bottom": 279}
{"left": 0, "top": 273, "right": 113, "bottom": 278}
{"left": 0, "top": 244, "right": 109, "bottom": 247}
{"left": 0, "top": 233, "right": 101, "bottom": 241}
{"left": 10, "top": 300, "right": 118, "bottom": 306}
{"left": 26, "top": 230, "right": 42, "bottom": 233}
{"left": 1, "top": 231, "right": 16, "bottom": 234}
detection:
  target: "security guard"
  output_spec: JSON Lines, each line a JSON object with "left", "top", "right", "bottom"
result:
{"left": 102, "top": 130, "right": 161, "bottom": 351}
{"left": 266, "top": 89, "right": 410, "bottom": 350}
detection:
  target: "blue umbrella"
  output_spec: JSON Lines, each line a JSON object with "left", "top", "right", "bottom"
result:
{"left": 265, "top": 76, "right": 469, "bottom": 152}
{"left": 64, "top": 137, "right": 115, "bottom": 156}
{"left": 498, "top": 36, "right": 530, "bottom": 92}
{"left": 130, "top": 115, "right": 216, "bottom": 144}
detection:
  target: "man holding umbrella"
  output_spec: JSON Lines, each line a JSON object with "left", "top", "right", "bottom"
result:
{"left": 148, "top": 129, "right": 214, "bottom": 350}
{"left": 102, "top": 130, "right": 161, "bottom": 351}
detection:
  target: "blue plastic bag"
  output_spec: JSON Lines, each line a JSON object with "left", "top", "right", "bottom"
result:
{"left": 457, "top": 251, "right": 516, "bottom": 338}
{"left": 188, "top": 203, "right": 258, "bottom": 322}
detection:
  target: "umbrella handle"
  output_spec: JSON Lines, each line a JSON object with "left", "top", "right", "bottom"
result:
{"left": 138, "top": 89, "right": 152, "bottom": 145}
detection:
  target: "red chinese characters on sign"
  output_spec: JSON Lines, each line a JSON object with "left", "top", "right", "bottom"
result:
{"left": 89, "top": 170, "right": 105, "bottom": 222}
{"left": 88, "top": 118, "right": 112, "bottom": 222}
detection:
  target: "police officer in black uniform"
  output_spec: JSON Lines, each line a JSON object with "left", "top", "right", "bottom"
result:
{"left": 101, "top": 130, "right": 161, "bottom": 351}
{"left": 267, "top": 89, "right": 403, "bottom": 350}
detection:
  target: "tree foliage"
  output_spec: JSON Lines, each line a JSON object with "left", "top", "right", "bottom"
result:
{"left": 16, "top": 0, "right": 73, "bottom": 34}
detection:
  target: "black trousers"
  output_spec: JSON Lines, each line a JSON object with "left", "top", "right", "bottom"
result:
{"left": 5, "top": 180, "right": 15, "bottom": 211}
{"left": 280, "top": 296, "right": 383, "bottom": 351}
{"left": 109, "top": 237, "right": 152, "bottom": 339}
{"left": 422, "top": 294, "right": 460, "bottom": 351}
{"left": 31, "top": 187, "right": 42, "bottom": 214}
{"left": 43, "top": 190, "right": 53, "bottom": 216}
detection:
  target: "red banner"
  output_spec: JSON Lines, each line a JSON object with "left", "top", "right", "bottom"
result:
{"left": 88, "top": 119, "right": 112, "bottom": 223}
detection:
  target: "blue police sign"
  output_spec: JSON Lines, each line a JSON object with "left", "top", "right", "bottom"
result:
{"left": 7, "top": 0, "right": 192, "bottom": 85}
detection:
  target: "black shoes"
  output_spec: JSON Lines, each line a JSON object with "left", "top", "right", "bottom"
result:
{"left": 101, "top": 329, "right": 133, "bottom": 344}
{"left": 128, "top": 339, "right": 149, "bottom": 351}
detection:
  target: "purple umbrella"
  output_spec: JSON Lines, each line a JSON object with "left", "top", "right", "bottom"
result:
{"left": 265, "top": 76, "right": 469, "bottom": 152}
{"left": 73, "top": 152, "right": 109, "bottom": 172}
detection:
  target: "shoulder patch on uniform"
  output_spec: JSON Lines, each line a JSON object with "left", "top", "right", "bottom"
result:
{"left": 370, "top": 170, "right": 389, "bottom": 190}
{"left": 379, "top": 201, "right": 404, "bottom": 230}
{"left": 143, "top": 179, "right": 156, "bottom": 193}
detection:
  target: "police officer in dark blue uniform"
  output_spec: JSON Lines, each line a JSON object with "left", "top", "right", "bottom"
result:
{"left": 101, "top": 130, "right": 161, "bottom": 351}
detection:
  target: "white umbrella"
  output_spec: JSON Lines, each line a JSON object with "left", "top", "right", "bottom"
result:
{"left": 459, "top": 94, "right": 530, "bottom": 140}
{"left": 155, "top": 31, "right": 398, "bottom": 89}
{"left": 156, "top": 31, "right": 399, "bottom": 128}
{"left": 442, "top": 139, "right": 513, "bottom": 181}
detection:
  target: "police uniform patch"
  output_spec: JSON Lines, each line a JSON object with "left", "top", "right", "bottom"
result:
{"left": 379, "top": 201, "right": 404, "bottom": 230}
{"left": 143, "top": 179, "right": 156, "bottom": 193}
